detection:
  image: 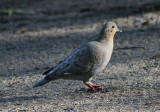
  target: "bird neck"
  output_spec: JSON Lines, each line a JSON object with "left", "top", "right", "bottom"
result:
{"left": 96, "top": 33, "right": 114, "bottom": 43}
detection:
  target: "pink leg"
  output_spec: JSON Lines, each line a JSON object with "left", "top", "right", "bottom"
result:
{"left": 85, "top": 82, "right": 103, "bottom": 91}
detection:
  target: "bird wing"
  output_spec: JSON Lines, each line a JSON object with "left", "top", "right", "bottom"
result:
{"left": 44, "top": 43, "right": 94, "bottom": 80}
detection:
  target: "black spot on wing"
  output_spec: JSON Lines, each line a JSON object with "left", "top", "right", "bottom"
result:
{"left": 75, "top": 63, "right": 80, "bottom": 68}
{"left": 66, "top": 63, "right": 70, "bottom": 67}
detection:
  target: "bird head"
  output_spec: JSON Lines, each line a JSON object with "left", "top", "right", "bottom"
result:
{"left": 104, "top": 22, "right": 122, "bottom": 37}
{"left": 98, "top": 22, "right": 122, "bottom": 42}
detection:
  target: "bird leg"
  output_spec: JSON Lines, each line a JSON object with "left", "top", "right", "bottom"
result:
{"left": 85, "top": 82, "right": 103, "bottom": 91}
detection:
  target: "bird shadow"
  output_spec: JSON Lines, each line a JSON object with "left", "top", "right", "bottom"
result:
{"left": 75, "top": 86, "right": 119, "bottom": 93}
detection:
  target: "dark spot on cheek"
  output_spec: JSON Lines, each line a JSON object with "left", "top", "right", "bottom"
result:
{"left": 107, "top": 29, "right": 112, "bottom": 32}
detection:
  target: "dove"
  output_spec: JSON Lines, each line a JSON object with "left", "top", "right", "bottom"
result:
{"left": 33, "top": 22, "right": 122, "bottom": 91}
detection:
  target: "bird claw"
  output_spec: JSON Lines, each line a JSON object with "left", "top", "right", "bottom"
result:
{"left": 85, "top": 82, "right": 103, "bottom": 91}
{"left": 88, "top": 87, "right": 102, "bottom": 91}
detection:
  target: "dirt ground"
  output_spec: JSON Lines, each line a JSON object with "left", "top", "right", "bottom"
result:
{"left": 0, "top": 0, "right": 160, "bottom": 111}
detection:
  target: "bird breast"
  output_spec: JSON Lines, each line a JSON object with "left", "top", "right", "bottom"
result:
{"left": 90, "top": 41, "right": 113, "bottom": 75}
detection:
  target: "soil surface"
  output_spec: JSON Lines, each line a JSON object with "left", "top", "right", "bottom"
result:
{"left": 0, "top": 0, "right": 160, "bottom": 111}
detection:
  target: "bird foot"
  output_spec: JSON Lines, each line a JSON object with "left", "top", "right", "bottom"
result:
{"left": 85, "top": 82, "right": 103, "bottom": 91}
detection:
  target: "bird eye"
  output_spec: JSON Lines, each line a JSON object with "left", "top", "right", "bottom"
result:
{"left": 112, "top": 26, "right": 115, "bottom": 28}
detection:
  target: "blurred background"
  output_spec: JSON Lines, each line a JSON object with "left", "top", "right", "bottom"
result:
{"left": 0, "top": 0, "right": 160, "bottom": 33}
{"left": 0, "top": 0, "right": 160, "bottom": 111}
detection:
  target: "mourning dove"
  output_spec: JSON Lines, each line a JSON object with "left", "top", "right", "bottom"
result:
{"left": 33, "top": 22, "right": 122, "bottom": 91}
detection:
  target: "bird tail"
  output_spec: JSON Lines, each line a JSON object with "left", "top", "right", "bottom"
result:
{"left": 33, "top": 77, "right": 50, "bottom": 88}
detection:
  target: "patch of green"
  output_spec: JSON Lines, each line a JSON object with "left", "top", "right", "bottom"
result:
{"left": 1, "top": 8, "right": 27, "bottom": 16}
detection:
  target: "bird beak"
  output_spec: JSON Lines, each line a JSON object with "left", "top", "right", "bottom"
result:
{"left": 117, "top": 28, "right": 122, "bottom": 32}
